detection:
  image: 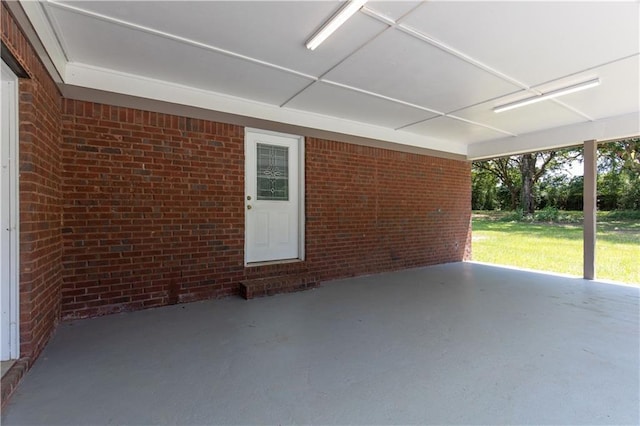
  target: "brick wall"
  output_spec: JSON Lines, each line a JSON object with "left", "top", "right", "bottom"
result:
{"left": 4, "top": 0, "right": 471, "bottom": 325}
{"left": 61, "top": 100, "right": 471, "bottom": 319}
{"left": 305, "top": 139, "right": 471, "bottom": 279}
{"left": 60, "top": 102, "right": 246, "bottom": 317}
{"left": 1, "top": 2, "right": 63, "bottom": 359}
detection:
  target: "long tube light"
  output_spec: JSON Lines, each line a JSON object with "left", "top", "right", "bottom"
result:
{"left": 306, "top": 0, "right": 368, "bottom": 50}
{"left": 493, "top": 78, "right": 601, "bottom": 113}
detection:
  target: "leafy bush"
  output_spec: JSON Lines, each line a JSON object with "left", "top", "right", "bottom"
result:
{"left": 599, "top": 210, "right": 640, "bottom": 221}
{"left": 535, "top": 206, "right": 560, "bottom": 222}
{"left": 499, "top": 208, "right": 526, "bottom": 222}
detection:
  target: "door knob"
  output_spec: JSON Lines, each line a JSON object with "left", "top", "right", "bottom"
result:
{"left": 247, "top": 205, "right": 252, "bottom": 210}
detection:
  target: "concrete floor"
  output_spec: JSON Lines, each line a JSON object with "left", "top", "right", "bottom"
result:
{"left": 2, "top": 262, "right": 638, "bottom": 425}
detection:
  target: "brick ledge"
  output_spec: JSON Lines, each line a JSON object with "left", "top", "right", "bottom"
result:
{"left": 1, "top": 358, "right": 30, "bottom": 409}
{"left": 240, "top": 275, "right": 319, "bottom": 299}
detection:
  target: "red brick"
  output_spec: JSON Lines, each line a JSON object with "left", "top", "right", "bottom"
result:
{"left": 3, "top": 0, "right": 471, "bottom": 370}
{"left": 2, "top": 2, "right": 63, "bottom": 373}
{"left": 57, "top": 101, "right": 470, "bottom": 318}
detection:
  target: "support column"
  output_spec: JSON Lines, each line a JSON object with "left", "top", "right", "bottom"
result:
{"left": 583, "top": 140, "right": 597, "bottom": 280}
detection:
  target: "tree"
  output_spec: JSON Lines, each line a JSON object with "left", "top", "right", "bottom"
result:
{"left": 473, "top": 148, "right": 581, "bottom": 214}
{"left": 473, "top": 157, "right": 521, "bottom": 210}
{"left": 471, "top": 139, "right": 640, "bottom": 213}
{"left": 471, "top": 168, "right": 498, "bottom": 210}
{"left": 598, "top": 138, "right": 640, "bottom": 175}
{"left": 519, "top": 153, "right": 536, "bottom": 215}
{"left": 598, "top": 138, "right": 640, "bottom": 210}
{"left": 538, "top": 174, "right": 570, "bottom": 209}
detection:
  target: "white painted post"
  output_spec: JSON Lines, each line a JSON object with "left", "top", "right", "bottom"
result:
{"left": 583, "top": 140, "right": 597, "bottom": 280}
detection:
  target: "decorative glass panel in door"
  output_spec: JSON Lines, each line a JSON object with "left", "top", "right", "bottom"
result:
{"left": 256, "top": 143, "right": 289, "bottom": 201}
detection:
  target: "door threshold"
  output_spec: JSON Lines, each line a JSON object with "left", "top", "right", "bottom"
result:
{"left": 245, "top": 258, "right": 303, "bottom": 268}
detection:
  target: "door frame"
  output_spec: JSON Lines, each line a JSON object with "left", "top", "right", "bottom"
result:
{"left": 244, "top": 128, "right": 305, "bottom": 266}
{"left": 1, "top": 59, "right": 20, "bottom": 360}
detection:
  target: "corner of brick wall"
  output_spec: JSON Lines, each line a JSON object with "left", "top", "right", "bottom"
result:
{"left": 2, "top": 1, "right": 64, "bottom": 362}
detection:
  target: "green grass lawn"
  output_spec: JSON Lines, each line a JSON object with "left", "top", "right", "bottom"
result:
{"left": 472, "top": 211, "right": 640, "bottom": 285}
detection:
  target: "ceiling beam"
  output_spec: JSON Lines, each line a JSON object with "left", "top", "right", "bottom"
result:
{"left": 467, "top": 112, "right": 639, "bottom": 160}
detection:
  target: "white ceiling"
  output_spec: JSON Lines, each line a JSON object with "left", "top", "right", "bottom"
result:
{"left": 19, "top": 0, "right": 640, "bottom": 159}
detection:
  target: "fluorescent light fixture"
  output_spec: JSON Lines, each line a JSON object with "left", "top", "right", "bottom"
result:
{"left": 493, "top": 78, "right": 601, "bottom": 113}
{"left": 306, "top": 0, "right": 368, "bottom": 51}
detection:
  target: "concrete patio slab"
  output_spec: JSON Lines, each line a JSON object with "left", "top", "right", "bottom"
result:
{"left": 2, "top": 262, "right": 638, "bottom": 425}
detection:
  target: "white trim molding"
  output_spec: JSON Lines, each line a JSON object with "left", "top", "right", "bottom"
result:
{"left": 64, "top": 62, "right": 466, "bottom": 156}
{"left": 1, "top": 60, "right": 20, "bottom": 360}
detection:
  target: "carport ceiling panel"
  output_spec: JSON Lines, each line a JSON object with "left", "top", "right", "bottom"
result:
{"left": 323, "top": 29, "right": 520, "bottom": 113}
{"left": 402, "top": 2, "right": 640, "bottom": 87}
{"left": 49, "top": 6, "right": 314, "bottom": 105}
{"left": 403, "top": 116, "right": 508, "bottom": 144}
{"left": 50, "top": 1, "right": 387, "bottom": 77}
{"left": 453, "top": 98, "right": 587, "bottom": 136}
{"left": 363, "top": 1, "right": 423, "bottom": 21}
{"left": 286, "top": 81, "right": 439, "bottom": 129}
{"left": 558, "top": 55, "right": 640, "bottom": 121}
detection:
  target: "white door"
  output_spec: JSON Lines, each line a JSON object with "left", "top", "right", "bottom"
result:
{"left": 1, "top": 60, "right": 19, "bottom": 361}
{"left": 245, "top": 129, "right": 303, "bottom": 264}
